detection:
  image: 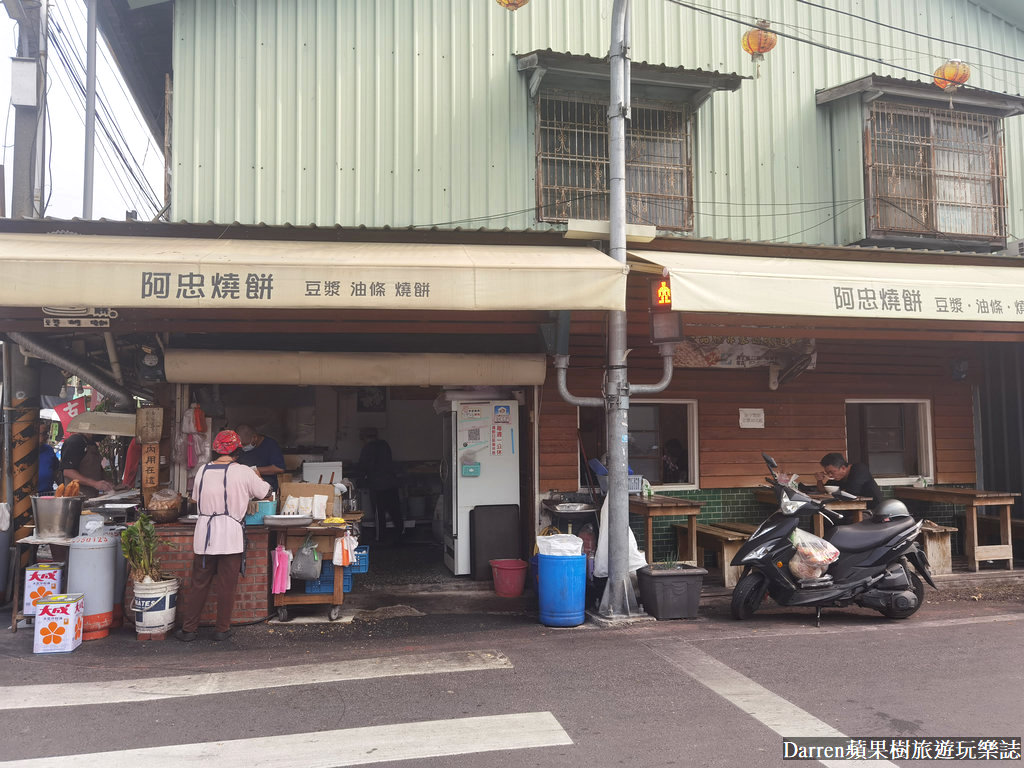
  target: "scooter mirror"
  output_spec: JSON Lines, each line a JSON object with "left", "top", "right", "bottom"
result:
{"left": 762, "top": 453, "right": 777, "bottom": 469}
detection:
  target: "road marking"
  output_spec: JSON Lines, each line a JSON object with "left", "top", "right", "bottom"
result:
{"left": 698, "top": 611, "right": 1024, "bottom": 642}
{"left": 0, "top": 649, "right": 510, "bottom": 711}
{"left": 0, "top": 712, "right": 572, "bottom": 767}
{"left": 646, "top": 639, "right": 897, "bottom": 768}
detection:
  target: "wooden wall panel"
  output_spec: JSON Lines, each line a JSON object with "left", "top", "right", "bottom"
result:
{"left": 537, "top": 309, "right": 981, "bottom": 492}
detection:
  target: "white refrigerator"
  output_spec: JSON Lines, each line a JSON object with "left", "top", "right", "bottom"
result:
{"left": 441, "top": 399, "right": 520, "bottom": 575}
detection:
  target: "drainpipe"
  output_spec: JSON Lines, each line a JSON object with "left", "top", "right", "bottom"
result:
{"left": 1, "top": 341, "right": 13, "bottom": 598}
{"left": 103, "top": 332, "right": 123, "bottom": 384}
{"left": 5, "top": 333, "right": 137, "bottom": 410}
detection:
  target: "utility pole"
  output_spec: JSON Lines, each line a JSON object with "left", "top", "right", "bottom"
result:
{"left": 556, "top": 0, "right": 677, "bottom": 618}
{"left": 83, "top": 0, "right": 97, "bottom": 218}
{"left": 6, "top": 0, "right": 43, "bottom": 219}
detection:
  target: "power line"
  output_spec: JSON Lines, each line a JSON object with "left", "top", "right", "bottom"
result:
{"left": 793, "top": 0, "right": 1024, "bottom": 67}
{"left": 664, "top": 0, "right": 1015, "bottom": 95}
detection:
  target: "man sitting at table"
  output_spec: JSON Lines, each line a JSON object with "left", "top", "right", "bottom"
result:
{"left": 816, "top": 453, "right": 883, "bottom": 509}
{"left": 779, "top": 453, "right": 883, "bottom": 522}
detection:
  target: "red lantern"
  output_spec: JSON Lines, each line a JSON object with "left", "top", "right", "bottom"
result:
{"left": 934, "top": 59, "right": 970, "bottom": 90}
{"left": 741, "top": 20, "right": 777, "bottom": 63}
{"left": 495, "top": 0, "right": 530, "bottom": 9}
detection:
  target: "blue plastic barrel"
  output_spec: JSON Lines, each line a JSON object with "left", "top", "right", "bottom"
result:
{"left": 537, "top": 553, "right": 586, "bottom": 627}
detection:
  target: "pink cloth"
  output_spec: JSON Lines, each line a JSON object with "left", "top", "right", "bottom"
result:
{"left": 272, "top": 546, "right": 292, "bottom": 594}
{"left": 191, "top": 462, "right": 271, "bottom": 555}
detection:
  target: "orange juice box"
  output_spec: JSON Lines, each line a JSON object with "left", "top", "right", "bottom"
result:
{"left": 23, "top": 564, "right": 63, "bottom": 616}
{"left": 33, "top": 594, "right": 84, "bottom": 654}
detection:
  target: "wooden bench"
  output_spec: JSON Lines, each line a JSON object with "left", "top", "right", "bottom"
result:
{"left": 919, "top": 520, "right": 958, "bottom": 575}
{"left": 673, "top": 523, "right": 749, "bottom": 588}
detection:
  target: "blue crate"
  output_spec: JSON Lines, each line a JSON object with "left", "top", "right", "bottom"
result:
{"left": 344, "top": 545, "right": 369, "bottom": 574}
{"left": 303, "top": 560, "right": 352, "bottom": 594}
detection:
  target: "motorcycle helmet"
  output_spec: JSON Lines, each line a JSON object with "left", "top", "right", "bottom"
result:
{"left": 872, "top": 498, "right": 911, "bottom": 522}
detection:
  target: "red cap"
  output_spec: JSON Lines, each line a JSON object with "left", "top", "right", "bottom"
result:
{"left": 212, "top": 430, "right": 242, "bottom": 455}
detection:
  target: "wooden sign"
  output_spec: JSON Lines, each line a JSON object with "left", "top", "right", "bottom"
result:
{"left": 141, "top": 443, "right": 160, "bottom": 507}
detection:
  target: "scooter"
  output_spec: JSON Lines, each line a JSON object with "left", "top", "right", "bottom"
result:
{"left": 730, "top": 453, "right": 937, "bottom": 625}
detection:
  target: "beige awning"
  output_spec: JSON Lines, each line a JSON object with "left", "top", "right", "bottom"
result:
{"left": 0, "top": 234, "right": 627, "bottom": 311}
{"left": 164, "top": 350, "right": 547, "bottom": 386}
{"left": 631, "top": 250, "right": 1024, "bottom": 322}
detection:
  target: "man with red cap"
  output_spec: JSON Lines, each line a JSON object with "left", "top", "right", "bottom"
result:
{"left": 176, "top": 429, "right": 271, "bottom": 642}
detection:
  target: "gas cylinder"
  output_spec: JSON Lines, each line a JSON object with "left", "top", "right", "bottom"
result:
{"left": 67, "top": 529, "right": 118, "bottom": 640}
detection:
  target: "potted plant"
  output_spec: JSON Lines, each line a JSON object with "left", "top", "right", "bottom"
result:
{"left": 120, "top": 513, "right": 179, "bottom": 636}
{"left": 636, "top": 550, "right": 708, "bottom": 620}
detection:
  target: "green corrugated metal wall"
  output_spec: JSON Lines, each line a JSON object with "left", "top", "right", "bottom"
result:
{"left": 171, "top": 0, "right": 1024, "bottom": 244}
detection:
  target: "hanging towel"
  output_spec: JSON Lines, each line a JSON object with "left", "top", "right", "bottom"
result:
{"left": 272, "top": 545, "right": 293, "bottom": 594}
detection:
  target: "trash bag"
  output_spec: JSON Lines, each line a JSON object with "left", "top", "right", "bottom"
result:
{"left": 593, "top": 496, "right": 647, "bottom": 577}
{"left": 536, "top": 533, "right": 583, "bottom": 556}
{"left": 290, "top": 534, "right": 323, "bottom": 580}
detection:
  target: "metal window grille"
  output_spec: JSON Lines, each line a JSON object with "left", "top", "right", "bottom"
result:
{"left": 866, "top": 101, "right": 1005, "bottom": 241}
{"left": 536, "top": 93, "right": 693, "bottom": 231}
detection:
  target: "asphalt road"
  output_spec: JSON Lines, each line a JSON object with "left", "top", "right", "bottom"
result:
{"left": 0, "top": 595, "right": 1021, "bottom": 767}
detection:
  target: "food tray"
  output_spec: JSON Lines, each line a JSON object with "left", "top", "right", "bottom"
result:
{"left": 304, "top": 561, "right": 353, "bottom": 594}
{"left": 344, "top": 545, "right": 369, "bottom": 574}
{"left": 263, "top": 515, "right": 313, "bottom": 528}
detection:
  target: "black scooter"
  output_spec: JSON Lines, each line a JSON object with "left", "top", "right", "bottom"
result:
{"left": 730, "top": 453, "right": 937, "bottom": 625}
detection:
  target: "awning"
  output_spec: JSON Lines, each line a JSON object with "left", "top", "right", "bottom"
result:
{"left": 631, "top": 251, "right": 1024, "bottom": 322}
{"left": 164, "top": 350, "right": 547, "bottom": 386}
{"left": 0, "top": 234, "right": 627, "bottom": 311}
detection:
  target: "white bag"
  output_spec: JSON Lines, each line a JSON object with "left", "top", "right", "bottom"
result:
{"left": 593, "top": 496, "right": 648, "bottom": 577}
{"left": 536, "top": 533, "right": 584, "bottom": 556}
{"left": 312, "top": 494, "right": 329, "bottom": 520}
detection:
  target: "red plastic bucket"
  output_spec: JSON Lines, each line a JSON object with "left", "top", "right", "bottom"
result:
{"left": 489, "top": 559, "right": 528, "bottom": 597}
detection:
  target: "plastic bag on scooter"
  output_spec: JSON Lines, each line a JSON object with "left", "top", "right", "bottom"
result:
{"left": 789, "top": 528, "right": 839, "bottom": 566}
{"left": 789, "top": 557, "right": 826, "bottom": 580}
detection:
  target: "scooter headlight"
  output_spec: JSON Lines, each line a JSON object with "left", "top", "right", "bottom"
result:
{"left": 781, "top": 497, "right": 804, "bottom": 515}
{"left": 742, "top": 543, "right": 775, "bottom": 563}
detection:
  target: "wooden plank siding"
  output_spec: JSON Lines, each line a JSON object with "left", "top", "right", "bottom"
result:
{"left": 538, "top": 291, "right": 981, "bottom": 493}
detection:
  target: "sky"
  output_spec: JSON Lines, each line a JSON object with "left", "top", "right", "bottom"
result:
{"left": 1, "top": 0, "right": 163, "bottom": 221}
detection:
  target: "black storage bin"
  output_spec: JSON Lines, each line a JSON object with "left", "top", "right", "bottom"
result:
{"left": 469, "top": 504, "right": 520, "bottom": 580}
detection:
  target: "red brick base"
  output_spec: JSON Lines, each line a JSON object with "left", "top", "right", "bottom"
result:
{"left": 124, "top": 524, "right": 271, "bottom": 628}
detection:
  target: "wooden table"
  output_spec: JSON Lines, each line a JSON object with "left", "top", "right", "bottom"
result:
{"left": 628, "top": 495, "right": 702, "bottom": 564}
{"left": 895, "top": 487, "right": 1019, "bottom": 572}
{"left": 754, "top": 488, "right": 870, "bottom": 537}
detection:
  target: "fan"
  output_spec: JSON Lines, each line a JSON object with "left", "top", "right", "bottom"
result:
{"left": 768, "top": 353, "right": 814, "bottom": 391}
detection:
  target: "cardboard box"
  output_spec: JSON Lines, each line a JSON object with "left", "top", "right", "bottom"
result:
{"left": 279, "top": 482, "right": 342, "bottom": 519}
{"left": 23, "top": 564, "right": 63, "bottom": 616}
{"left": 33, "top": 594, "right": 84, "bottom": 654}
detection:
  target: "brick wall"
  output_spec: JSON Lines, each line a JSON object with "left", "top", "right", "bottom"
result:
{"left": 140, "top": 524, "right": 271, "bottom": 626}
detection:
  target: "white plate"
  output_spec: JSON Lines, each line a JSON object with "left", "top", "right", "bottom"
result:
{"left": 263, "top": 515, "right": 313, "bottom": 528}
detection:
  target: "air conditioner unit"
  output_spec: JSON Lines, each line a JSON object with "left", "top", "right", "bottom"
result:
{"left": 998, "top": 239, "right": 1024, "bottom": 258}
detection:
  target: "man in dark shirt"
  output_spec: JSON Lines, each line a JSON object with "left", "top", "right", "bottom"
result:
{"left": 235, "top": 425, "right": 286, "bottom": 493}
{"left": 59, "top": 432, "right": 114, "bottom": 498}
{"left": 817, "top": 452, "right": 883, "bottom": 509}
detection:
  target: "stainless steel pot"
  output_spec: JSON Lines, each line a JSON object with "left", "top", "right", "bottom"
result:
{"left": 31, "top": 496, "right": 84, "bottom": 540}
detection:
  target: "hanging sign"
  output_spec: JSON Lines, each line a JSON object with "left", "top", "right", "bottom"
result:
{"left": 55, "top": 398, "right": 88, "bottom": 432}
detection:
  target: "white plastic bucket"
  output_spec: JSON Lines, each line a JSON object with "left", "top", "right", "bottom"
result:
{"left": 131, "top": 578, "right": 179, "bottom": 634}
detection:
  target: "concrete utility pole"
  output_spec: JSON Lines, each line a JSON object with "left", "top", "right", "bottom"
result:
{"left": 83, "top": 0, "right": 98, "bottom": 219}
{"left": 556, "top": 0, "right": 676, "bottom": 618}
{"left": 7, "top": 0, "right": 43, "bottom": 219}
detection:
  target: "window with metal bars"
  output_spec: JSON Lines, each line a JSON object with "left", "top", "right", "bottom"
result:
{"left": 865, "top": 101, "right": 1005, "bottom": 243}
{"left": 536, "top": 93, "right": 693, "bottom": 231}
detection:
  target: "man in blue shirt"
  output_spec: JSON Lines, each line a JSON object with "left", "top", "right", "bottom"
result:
{"left": 38, "top": 422, "right": 60, "bottom": 494}
{"left": 235, "top": 424, "right": 286, "bottom": 493}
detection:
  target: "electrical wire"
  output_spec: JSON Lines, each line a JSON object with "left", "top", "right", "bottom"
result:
{"left": 664, "top": 0, "right": 1016, "bottom": 95}
{"left": 52, "top": 2, "right": 160, "bottom": 214}
{"left": 793, "top": 0, "right": 1024, "bottom": 67}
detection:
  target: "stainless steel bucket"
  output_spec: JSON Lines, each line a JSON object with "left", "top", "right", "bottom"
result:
{"left": 31, "top": 496, "right": 83, "bottom": 540}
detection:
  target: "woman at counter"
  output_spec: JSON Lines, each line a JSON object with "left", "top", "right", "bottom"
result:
{"left": 176, "top": 430, "right": 271, "bottom": 643}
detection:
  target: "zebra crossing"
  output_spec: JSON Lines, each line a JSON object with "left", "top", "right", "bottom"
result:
{"left": 0, "top": 649, "right": 573, "bottom": 766}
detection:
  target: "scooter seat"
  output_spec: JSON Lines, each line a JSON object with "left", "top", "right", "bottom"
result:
{"left": 827, "top": 516, "right": 918, "bottom": 553}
